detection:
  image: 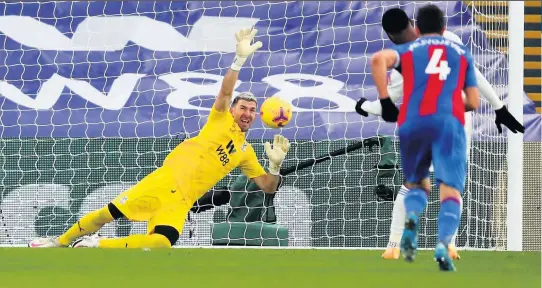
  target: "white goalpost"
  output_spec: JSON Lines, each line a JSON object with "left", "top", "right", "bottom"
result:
{"left": 505, "top": 0, "right": 524, "bottom": 252}
{"left": 0, "top": 1, "right": 524, "bottom": 251}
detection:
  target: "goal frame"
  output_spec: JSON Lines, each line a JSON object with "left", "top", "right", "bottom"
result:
{"left": 506, "top": 1, "right": 524, "bottom": 252}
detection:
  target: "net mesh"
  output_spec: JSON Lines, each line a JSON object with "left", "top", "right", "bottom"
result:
{"left": 0, "top": 1, "right": 514, "bottom": 249}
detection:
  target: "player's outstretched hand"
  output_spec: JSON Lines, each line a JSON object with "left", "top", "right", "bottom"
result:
{"left": 494, "top": 106, "right": 525, "bottom": 134}
{"left": 355, "top": 97, "right": 369, "bottom": 117}
{"left": 265, "top": 135, "right": 291, "bottom": 175}
{"left": 230, "top": 27, "right": 263, "bottom": 71}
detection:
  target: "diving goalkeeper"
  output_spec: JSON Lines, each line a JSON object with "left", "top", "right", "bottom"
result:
{"left": 29, "top": 27, "right": 290, "bottom": 249}
{"left": 355, "top": 8, "right": 524, "bottom": 260}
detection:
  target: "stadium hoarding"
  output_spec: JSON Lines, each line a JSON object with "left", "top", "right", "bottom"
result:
{"left": 0, "top": 1, "right": 538, "bottom": 141}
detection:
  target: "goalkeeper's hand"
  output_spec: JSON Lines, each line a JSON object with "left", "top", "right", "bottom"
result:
{"left": 494, "top": 106, "right": 525, "bottom": 134}
{"left": 379, "top": 97, "right": 399, "bottom": 122}
{"left": 231, "top": 27, "right": 263, "bottom": 71}
{"left": 265, "top": 135, "right": 291, "bottom": 175}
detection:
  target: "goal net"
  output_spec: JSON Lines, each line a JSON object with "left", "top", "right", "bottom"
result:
{"left": 0, "top": 1, "right": 510, "bottom": 249}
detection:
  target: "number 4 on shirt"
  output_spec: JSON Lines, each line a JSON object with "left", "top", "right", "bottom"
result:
{"left": 425, "top": 48, "right": 451, "bottom": 80}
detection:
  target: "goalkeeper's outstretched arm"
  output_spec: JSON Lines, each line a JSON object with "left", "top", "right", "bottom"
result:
{"left": 252, "top": 135, "right": 291, "bottom": 194}
{"left": 214, "top": 28, "right": 262, "bottom": 112}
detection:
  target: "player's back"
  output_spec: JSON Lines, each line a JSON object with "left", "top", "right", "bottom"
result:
{"left": 394, "top": 35, "right": 474, "bottom": 127}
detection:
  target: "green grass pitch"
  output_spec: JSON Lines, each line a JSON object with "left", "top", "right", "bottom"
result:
{"left": 0, "top": 248, "right": 539, "bottom": 288}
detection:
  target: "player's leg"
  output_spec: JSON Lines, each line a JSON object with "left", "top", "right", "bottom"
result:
{"left": 386, "top": 113, "right": 471, "bottom": 260}
{"left": 72, "top": 166, "right": 185, "bottom": 248}
{"left": 447, "top": 111, "right": 472, "bottom": 260}
{"left": 384, "top": 112, "right": 471, "bottom": 260}
{"left": 29, "top": 168, "right": 173, "bottom": 248}
{"left": 58, "top": 203, "right": 121, "bottom": 246}
{"left": 384, "top": 183, "right": 463, "bottom": 260}
{"left": 434, "top": 182, "right": 462, "bottom": 272}
{"left": 94, "top": 228, "right": 178, "bottom": 249}
{"left": 96, "top": 203, "right": 188, "bottom": 248}
{"left": 446, "top": 197, "right": 462, "bottom": 260}
{"left": 401, "top": 177, "right": 431, "bottom": 262}
{"left": 431, "top": 120, "right": 467, "bottom": 272}
{"left": 382, "top": 184, "right": 409, "bottom": 259}
{"left": 397, "top": 125, "right": 433, "bottom": 262}
{"left": 28, "top": 202, "right": 122, "bottom": 248}
{"left": 426, "top": 164, "right": 464, "bottom": 261}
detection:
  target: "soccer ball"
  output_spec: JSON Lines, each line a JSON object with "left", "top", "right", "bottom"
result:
{"left": 259, "top": 96, "right": 293, "bottom": 128}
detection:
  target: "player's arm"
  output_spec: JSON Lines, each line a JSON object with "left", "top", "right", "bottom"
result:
{"left": 475, "top": 66, "right": 524, "bottom": 133}
{"left": 214, "top": 28, "right": 263, "bottom": 112}
{"left": 356, "top": 70, "right": 403, "bottom": 116}
{"left": 445, "top": 31, "right": 503, "bottom": 109}
{"left": 463, "top": 52, "right": 480, "bottom": 112}
{"left": 370, "top": 49, "right": 401, "bottom": 122}
{"left": 446, "top": 31, "right": 524, "bottom": 133}
{"left": 473, "top": 68, "right": 524, "bottom": 133}
{"left": 252, "top": 174, "right": 281, "bottom": 194}
{"left": 244, "top": 135, "right": 290, "bottom": 194}
{"left": 474, "top": 69, "right": 503, "bottom": 110}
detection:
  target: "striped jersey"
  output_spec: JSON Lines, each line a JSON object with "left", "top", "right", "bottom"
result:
{"left": 391, "top": 35, "right": 477, "bottom": 126}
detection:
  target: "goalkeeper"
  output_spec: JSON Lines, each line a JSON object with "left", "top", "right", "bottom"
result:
{"left": 355, "top": 8, "right": 525, "bottom": 260}
{"left": 29, "top": 27, "right": 290, "bottom": 249}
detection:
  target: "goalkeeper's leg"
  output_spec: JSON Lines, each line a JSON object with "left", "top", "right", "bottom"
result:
{"left": 73, "top": 202, "right": 187, "bottom": 248}
{"left": 29, "top": 203, "right": 120, "bottom": 248}
{"left": 73, "top": 226, "right": 177, "bottom": 249}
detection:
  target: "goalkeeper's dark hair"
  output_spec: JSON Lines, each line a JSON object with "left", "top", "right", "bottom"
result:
{"left": 382, "top": 8, "right": 414, "bottom": 44}
{"left": 416, "top": 4, "right": 445, "bottom": 35}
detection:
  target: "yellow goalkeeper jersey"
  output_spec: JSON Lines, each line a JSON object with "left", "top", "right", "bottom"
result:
{"left": 163, "top": 105, "right": 266, "bottom": 206}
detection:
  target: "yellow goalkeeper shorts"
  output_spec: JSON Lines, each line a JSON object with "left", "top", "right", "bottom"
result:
{"left": 111, "top": 166, "right": 191, "bottom": 234}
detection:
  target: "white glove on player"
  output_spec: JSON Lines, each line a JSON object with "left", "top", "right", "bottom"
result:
{"left": 264, "top": 135, "right": 291, "bottom": 175}
{"left": 231, "top": 27, "right": 263, "bottom": 71}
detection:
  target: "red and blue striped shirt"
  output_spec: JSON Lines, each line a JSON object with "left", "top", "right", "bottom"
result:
{"left": 391, "top": 35, "right": 477, "bottom": 126}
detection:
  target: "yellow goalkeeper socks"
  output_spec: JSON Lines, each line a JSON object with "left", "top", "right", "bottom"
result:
{"left": 57, "top": 206, "right": 114, "bottom": 246}
{"left": 98, "top": 234, "right": 171, "bottom": 248}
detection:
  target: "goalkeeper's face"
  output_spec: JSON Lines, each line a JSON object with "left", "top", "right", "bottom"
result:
{"left": 230, "top": 99, "right": 257, "bottom": 132}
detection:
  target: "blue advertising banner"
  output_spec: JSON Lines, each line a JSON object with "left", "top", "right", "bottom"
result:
{"left": 0, "top": 1, "right": 539, "bottom": 141}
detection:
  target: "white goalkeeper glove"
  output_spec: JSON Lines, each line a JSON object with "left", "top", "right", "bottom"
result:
{"left": 231, "top": 27, "right": 263, "bottom": 71}
{"left": 264, "top": 135, "right": 291, "bottom": 175}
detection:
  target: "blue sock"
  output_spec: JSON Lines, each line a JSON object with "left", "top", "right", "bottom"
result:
{"left": 438, "top": 198, "right": 461, "bottom": 245}
{"left": 403, "top": 188, "right": 428, "bottom": 216}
